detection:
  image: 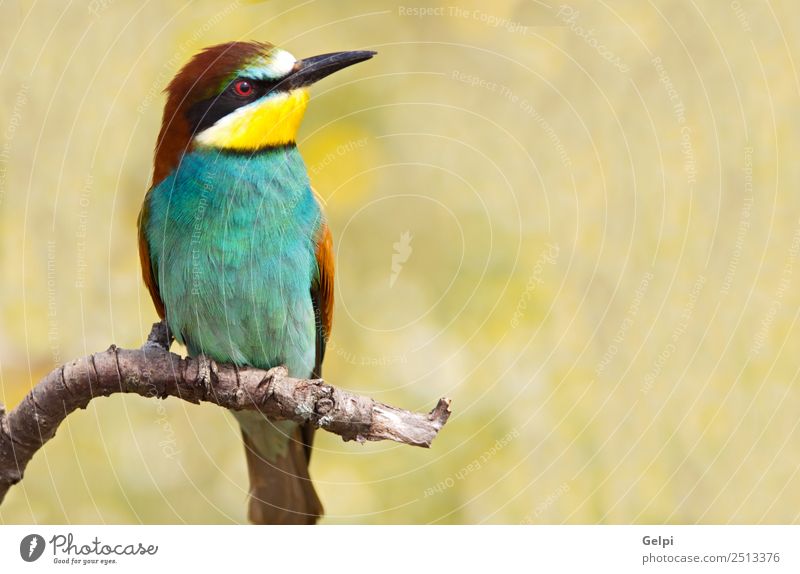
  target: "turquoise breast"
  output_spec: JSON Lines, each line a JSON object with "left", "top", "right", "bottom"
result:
{"left": 144, "top": 146, "right": 322, "bottom": 377}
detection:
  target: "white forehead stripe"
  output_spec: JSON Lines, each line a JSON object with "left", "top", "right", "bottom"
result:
{"left": 269, "top": 49, "right": 297, "bottom": 77}
{"left": 240, "top": 49, "right": 297, "bottom": 80}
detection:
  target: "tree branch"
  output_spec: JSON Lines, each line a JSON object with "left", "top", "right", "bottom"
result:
{"left": 0, "top": 321, "right": 451, "bottom": 504}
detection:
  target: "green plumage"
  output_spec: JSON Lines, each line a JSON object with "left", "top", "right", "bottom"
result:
{"left": 144, "top": 145, "right": 325, "bottom": 474}
{"left": 144, "top": 145, "right": 323, "bottom": 378}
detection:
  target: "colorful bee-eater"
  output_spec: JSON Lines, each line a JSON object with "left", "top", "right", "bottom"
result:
{"left": 138, "top": 42, "right": 375, "bottom": 524}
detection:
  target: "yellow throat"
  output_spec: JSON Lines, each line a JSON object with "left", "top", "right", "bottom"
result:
{"left": 194, "top": 88, "right": 310, "bottom": 150}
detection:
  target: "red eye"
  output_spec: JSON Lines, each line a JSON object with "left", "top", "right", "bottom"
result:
{"left": 234, "top": 80, "right": 253, "bottom": 96}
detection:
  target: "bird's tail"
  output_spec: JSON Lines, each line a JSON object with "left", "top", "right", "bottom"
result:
{"left": 232, "top": 410, "right": 322, "bottom": 524}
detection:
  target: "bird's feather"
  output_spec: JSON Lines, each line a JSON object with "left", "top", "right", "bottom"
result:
{"left": 311, "top": 220, "right": 334, "bottom": 379}
{"left": 137, "top": 194, "right": 165, "bottom": 319}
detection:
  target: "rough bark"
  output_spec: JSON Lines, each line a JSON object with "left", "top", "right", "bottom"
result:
{"left": 0, "top": 321, "right": 451, "bottom": 504}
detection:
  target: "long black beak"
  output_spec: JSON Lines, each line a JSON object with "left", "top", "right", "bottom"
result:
{"left": 284, "top": 50, "right": 376, "bottom": 90}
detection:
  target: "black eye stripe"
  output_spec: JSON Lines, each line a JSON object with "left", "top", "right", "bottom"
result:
{"left": 186, "top": 77, "right": 280, "bottom": 135}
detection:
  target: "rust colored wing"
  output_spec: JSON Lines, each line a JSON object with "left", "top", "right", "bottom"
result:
{"left": 137, "top": 191, "right": 166, "bottom": 319}
{"left": 302, "top": 219, "right": 334, "bottom": 462}
{"left": 311, "top": 221, "right": 334, "bottom": 379}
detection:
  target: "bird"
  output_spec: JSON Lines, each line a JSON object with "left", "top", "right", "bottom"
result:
{"left": 137, "top": 41, "right": 375, "bottom": 524}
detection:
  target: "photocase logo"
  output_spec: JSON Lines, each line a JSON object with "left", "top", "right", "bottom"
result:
{"left": 19, "top": 534, "right": 45, "bottom": 562}
{"left": 390, "top": 231, "right": 413, "bottom": 287}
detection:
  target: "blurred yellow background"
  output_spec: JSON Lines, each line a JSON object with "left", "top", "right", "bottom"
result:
{"left": 1, "top": 0, "right": 799, "bottom": 524}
